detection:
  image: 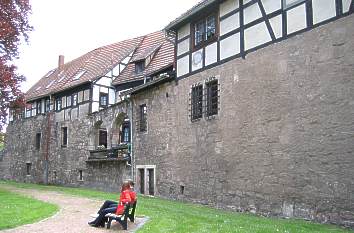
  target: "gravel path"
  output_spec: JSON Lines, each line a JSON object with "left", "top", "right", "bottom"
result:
{"left": 1, "top": 186, "right": 148, "bottom": 233}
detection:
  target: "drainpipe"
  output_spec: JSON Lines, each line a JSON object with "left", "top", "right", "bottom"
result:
{"left": 129, "top": 97, "right": 135, "bottom": 183}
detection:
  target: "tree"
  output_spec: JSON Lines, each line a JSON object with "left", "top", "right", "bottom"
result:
{"left": 0, "top": 0, "right": 32, "bottom": 133}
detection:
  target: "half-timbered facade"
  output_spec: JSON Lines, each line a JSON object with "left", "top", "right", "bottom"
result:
{"left": 1, "top": 0, "right": 354, "bottom": 228}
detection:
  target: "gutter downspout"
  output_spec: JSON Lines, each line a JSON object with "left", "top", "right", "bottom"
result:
{"left": 129, "top": 97, "right": 135, "bottom": 183}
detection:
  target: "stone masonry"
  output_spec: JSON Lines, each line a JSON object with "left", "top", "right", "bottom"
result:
{"left": 133, "top": 15, "right": 354, "bottom": 227}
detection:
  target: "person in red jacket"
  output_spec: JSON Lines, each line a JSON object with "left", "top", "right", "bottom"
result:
{"left": 88, "top": 181, "right": 131, "bottom": 227}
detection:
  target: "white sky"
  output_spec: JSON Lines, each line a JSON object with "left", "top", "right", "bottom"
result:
{"left": 16, "top": 0, "right": 200, "bottom": 92}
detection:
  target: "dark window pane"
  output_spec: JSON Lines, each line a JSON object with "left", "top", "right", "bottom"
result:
{"left": 100, "top": 93, "right": 108, "bottom": 107}
{"left": 37, "top": 101, "right": 42, "bottom": 114}
{"left": 135, "top": 61, "right": 145, "bottom": 74}
{"left": 206, "top": 80, "right": 219, "bottom": 117}
{"left": 56, "top": 98, "right": 62, "bottom": 111}
{"left": 195, "top": 20, "right": 205, "bottom": 46}
{"left": 206, "top": 15, "right": 216, "bottom": 40}
{"left": 140, "top": 104, "right": 147, "bottom": 132}
{"left": 99, "top": 130, "right": 107, "bottom": 148}
{"left": 191, "top": 85, "right": 203, "bottom": 120}
{"left": 62, "top": 127, "right": 68, "bottom": 147}
{"left": 35, "top": 133, "right": 41, "bottom": 150}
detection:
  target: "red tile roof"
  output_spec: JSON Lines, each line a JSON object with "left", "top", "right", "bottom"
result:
{"left": 112, "top": 31, "right": 174, "bottom": 85}
{"left": 26, "top": 36, "right": 144, "bottom": 101}
{"left": 26, "top": 30, "right": 174, "bottom": 101}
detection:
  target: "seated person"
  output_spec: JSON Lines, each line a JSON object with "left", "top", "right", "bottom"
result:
{"left": 88, "top": 181, "right": 131, "bottom": 227}
{"left": 91, "top": 179, "right": 136, "bottom": 218}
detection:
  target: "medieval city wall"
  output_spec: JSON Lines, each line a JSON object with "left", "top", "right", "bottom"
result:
{"left": 0, "top": 102, "right": 132, "bottom": 192}
{"left": 134, "top": 15, "right": 354, "bottom": 227}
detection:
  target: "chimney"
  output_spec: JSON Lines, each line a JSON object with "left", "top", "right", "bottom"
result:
{"left": 58, "top": 55, "right": 64, "bottom": 69}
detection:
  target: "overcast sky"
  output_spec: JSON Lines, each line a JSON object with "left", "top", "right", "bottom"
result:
{"left": 16, "top": 0, "right": 200, "bottom": 92}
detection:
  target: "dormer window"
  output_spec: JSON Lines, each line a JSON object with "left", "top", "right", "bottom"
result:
{"left": 193, "top": 14, "right": 217, "bottom": 48}
{"left": 135, "top": 61, "right": 145, "bottom": 74}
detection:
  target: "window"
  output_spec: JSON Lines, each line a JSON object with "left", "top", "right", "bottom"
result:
{"left": 62, "top": 127, "right": 68, "bottom": 147}
{"left": 135, "top": 61, "right": 145, "bottom": 74}
{"left": 121, "top": 122, "right": 130, "bottom": 143}
{"left": 79, "top": 170, "right": 83, "bottom": 181}
{"left": 99, "top": 93, "right": 108, "bottom": 107}
{"left": 193, "top": 14, "right": 217, "bottom": 47}
{"left": 139, "top": 104, "right": 147, "bottom": 132}
{"left": 191, "top": 84, "right": 203, "bottom": 120}
{"left": 72, "top": 93, "right": 78, "bottom": 106}
{"left": 66, "top": 96, "right": 72, "bottom": 107}
{"left": 56, "top": 98, "right": 62, "bottom": 111}
{"left": 35, "top": 133, "right": 41, "bottom": 150}
{"left": 98, "top": 129, "right": 107, "bottom": 148}
{"left": 206, "top": 79, "right": 219, "bottom": 117}
{"left": 26, "top": 163, "right": 31, "bottom": 175}
{"left": 36, "top": 101, "right": 42, "bottom": 114}
{"left": 45, "top": 99, "right": 50, "bottom": 112}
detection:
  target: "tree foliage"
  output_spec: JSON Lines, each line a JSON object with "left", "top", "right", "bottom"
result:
{"left": 0, "top": 0, "right": 32, "bottom": 132}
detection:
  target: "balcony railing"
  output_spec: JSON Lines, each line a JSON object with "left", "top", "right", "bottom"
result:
{"left": 87, "top": 144, "right": 130, "bottom": 163}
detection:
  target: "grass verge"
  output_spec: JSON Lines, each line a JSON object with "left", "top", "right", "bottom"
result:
{"left": 0, "top": 187, "right": 58, "bottom": 230}
{"left": 0, "top": 180, "right": 352, "bottom": 233}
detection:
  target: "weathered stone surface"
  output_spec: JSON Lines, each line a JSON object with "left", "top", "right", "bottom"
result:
{"left": 0, "top": 102, "right": 132, "bottom": 192}
{"left": 133, "top": 15, "right": 354, "bottom": 227}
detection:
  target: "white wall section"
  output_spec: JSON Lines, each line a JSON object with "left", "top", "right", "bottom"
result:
{"left": 205, "top": 42, "right": 218, "bottom": 66}
{"left": 262, "top": 0, "right": 282, "bottom": 14}
{"left": 177, "top": 55, "right": 190, "bottom": 77}
{"left": 342, "top": 0, "right": 351, "bottom": 13}
{"left": 220, "top": 12, "right": 240, "bottom": 36}
{"left": 220, "top": 0, "right": 239, "bottom": 17}
{"left": 177, "top": 38, "right": 190, "bottom": 56}
{"left": 178, "top": 23, "right": 190, "bottom": 40}
{"left": 269, "top": 15, "right": 283, "bottom": 39}
{"left": 244, "top": 3, "right": 262, "bottom": 25}
{"left": 245, "top": 21, "right": 272, "bottom": 50}
{"left": 220, "top": 33, "right": 240, "bottom": 60}
{"left": 312, "top": 0, "right": 336, "bottom": 25}
{"left": 192, "top": 50, "right": 203, "bottom": 71}
{"left": 287, "top": 4, "right": 307, "bottom": 34}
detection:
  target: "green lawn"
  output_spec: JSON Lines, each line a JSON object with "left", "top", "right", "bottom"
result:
{"left": 1, "top": 180, "right": 352, "bottom": 233}
{"left": 0, "top": 187, "right": 58, "bottom": 230}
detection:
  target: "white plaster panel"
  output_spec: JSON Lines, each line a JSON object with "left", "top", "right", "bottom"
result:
{"left": 220, "top": 0, "right": 239, "bottom": 17}
{"left": 177, "top": 55, "right": 190, "bottom": 77}
{"left": 220, "top": 33, "right": 240, "bottom": 60}
{"left": 192, "top": 49, "right": 203, "bottom": 71}
{"left": 244, "top": 0, "right": 252, "bottom": 4}
{"left": 92, "top": 102, "right": 99, "bottom": 113}
{"left": 100, "top": 87, "right": 109, "bottom": 94}
{"left": 109, "top": 89, "right": 115, "bottom": 105}
{"left": 205, "top": 42, "right": 218, "bottom": 66}
{"left": 287, "top": 4, "right": 307, "bottom": 34}
{"left": 245, "top": 21, "right": 272, "bottom": 50}
{"left": 93, "top": 85, "right": 100, "bottom": 101}
{"left": 177, "top": 23, "right": 190, "bottom": 40}
{"left": 269, "top": 15, "right": 283, "bottom": 39}
{"left": 343, "top": 0, "right": 351, "bottom": 13}
{"left": 312, "top": 0, "right": 336, "bottom": 25}
{"left": 96, "top": 76, "right": 112, "bottom": 86}
{"left": 220, "top": 12, "right": 240, "bottom": 36}
{"left": 262, "top": 0, "right": 282, "bottom": 14}
{"left": 244, "top": 3, "right": 263, "bottom": 25}
{"left": 177, "top": 38, "right": 190, "bottom": 56}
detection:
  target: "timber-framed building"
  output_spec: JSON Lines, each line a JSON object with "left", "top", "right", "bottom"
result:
{"left": 1, "top": 0, "right": 354, "bottom": 228}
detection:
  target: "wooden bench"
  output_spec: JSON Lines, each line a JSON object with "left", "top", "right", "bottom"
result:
{"left": 105, "top": 201, "right": 137, "bottom": 230}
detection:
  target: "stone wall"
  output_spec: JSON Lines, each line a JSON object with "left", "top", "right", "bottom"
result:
{"left": 133, "top": 15, "right": 354, "bottom": 227}
{"left": 0, "top": 101, "right": 132, "bottom": 192}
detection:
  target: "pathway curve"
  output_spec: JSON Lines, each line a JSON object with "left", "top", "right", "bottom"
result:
{"left": 0, "top": 185, "right": 148, "bottom": 233}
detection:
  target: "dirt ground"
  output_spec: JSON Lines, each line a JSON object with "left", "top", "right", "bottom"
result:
{"left": 1, "top": 186, "right": 148, "bottom": 233}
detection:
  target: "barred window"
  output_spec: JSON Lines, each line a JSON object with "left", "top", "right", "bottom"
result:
{"left": 139, "top": 104, "right": 147, "bottom": 132}
{"left": 191, "top": 84, "right": 203, "bottom": 121}
{"left": 205, "top": 79, "right": 219, "bottom": 117}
